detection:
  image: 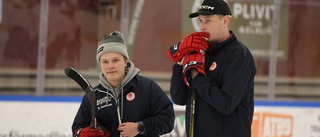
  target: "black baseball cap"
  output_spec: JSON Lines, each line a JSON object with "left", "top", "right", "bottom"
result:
{"left": 189, "top": 0, "right": 232, "bottom": 18}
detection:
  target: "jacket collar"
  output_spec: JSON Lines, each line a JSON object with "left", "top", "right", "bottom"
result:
{"left": 209, "top": 31, "right": 236, "bottom": 51}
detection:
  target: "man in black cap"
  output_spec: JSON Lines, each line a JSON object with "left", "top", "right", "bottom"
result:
{"left": 167, "top": 0, "right": 256, "bottom": 137}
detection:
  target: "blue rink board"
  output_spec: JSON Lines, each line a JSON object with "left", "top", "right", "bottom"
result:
{"left": 0, "top": 95, "right": 82, "bottom": 102}
{"left": 0, "top": 95, "right": 320, "bottom": 107}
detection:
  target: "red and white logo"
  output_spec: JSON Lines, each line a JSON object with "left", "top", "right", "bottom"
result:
{"left": 126, "top": 92, "right": 135, "bottom": 101}
{"left": 209, "top": 62, "right": 217, "bottom": 71}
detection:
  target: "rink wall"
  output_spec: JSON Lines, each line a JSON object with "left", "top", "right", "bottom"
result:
{"left": 0, "top": 95, "right": 320, "bottom": 137}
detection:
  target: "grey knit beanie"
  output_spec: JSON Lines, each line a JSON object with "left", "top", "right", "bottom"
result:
{"left": 96, "top": 31, "right": 129, "bottom": 62}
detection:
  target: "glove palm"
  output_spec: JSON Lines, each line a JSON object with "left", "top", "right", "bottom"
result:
{"left": 74, "top": 126, "right": 110, "bottom": 137}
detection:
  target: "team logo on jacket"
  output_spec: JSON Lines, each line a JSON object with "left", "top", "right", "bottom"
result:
{"left": 126, "top": 92, "right": 135, "bottom": 101}
{"left": 97, "top": 96, "right": 112, "bottom": 110}
{"left": 209, "top": 62, "right": 217, "bottom": 71}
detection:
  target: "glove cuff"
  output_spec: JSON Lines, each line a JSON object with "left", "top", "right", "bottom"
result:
{"left": 74, "top": 128, "right": 83, "bottom": 137}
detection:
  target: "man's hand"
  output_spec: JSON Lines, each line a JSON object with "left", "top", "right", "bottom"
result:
{"left": 181, "top": 52, "right": 206, "bottom": 87}
{"left": 118, "top": 122, "right": 140, "bottom": 137}
{"left": 167, "top": 32, "right": 209, "bottom": 62}
{"left": 74, "top": 126, "right": 110, "bottom": 137}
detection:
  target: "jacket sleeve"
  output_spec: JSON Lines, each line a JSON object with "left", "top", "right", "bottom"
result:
{"left": 71, "top": 95, "right": 91, "bottom": 134}
{"left": 169, "top": 63, "right": 190, "bottom": 105}
{"left": 192, "top": 49, "right": 256, "bottom": 115}
{"left": 142, "top": 80, "right": 175, "bottom": 135}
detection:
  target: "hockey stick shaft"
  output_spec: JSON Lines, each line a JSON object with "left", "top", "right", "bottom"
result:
{"left": 189, "top": 88, "right": 196, "bottom": 137}
{"left": 64, "top": 67, "right": 96, "bottom": 128}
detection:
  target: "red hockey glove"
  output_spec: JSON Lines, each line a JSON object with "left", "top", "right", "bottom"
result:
{"left": 74, "top": 126, "right": 110, "bottom": 137}
{"left": 181, "top": 52, "right": 206, "bottom": 87}
{"left": 167, "top": 32, "right": 209, "bottom": 62}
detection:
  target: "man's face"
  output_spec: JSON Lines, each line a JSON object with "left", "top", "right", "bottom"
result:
{"left": 100, "top": 52, "right": 127, "bottom": 86}
{"left": 198, "top": 14, "right": 229, "bottom": 43}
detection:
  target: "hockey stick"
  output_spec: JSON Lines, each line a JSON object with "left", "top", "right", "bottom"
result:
{"left": 64, "top": 67, "right": 96, "bottom": 128}
{"left": 189, "top": 89, "right": 196, "bottom": 137}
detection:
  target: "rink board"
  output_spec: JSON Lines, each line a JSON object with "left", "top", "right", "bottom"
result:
{"left": 0, "top": 95, "right": 320, "bottom": 137}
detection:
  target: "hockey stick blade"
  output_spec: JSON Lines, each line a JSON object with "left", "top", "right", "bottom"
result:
{"left": 64, "top": 67, "right": 96, "bottom": 128}
{"left": 64, "top": 67, "right": 93, "bottom": 93}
